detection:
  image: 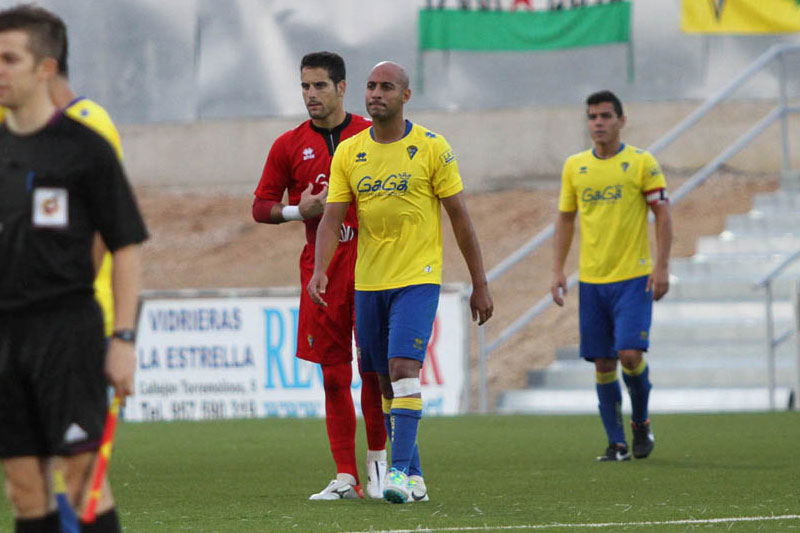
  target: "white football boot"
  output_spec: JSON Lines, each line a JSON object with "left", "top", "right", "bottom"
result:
{"left": 408, "top": 475, "right": 429, "bottom": 502}
{"left": 365, "top": 450, "right": 388, "bottom": 499}
{"left": 382, "top": 468, "right": 410, "bottom": 504}
{"left": 308, "top": 474, "right": 363, "bottom": 500}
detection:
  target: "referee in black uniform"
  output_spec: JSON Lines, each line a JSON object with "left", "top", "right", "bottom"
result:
{"left": 0, "top": 6, "right": 147, "bottom": 532}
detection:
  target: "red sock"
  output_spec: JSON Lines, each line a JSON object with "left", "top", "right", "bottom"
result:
{"left": 322, "top": 362, "right": 358, "bottom": 482}
{"left": 360, "top": 369, "right": 387, "bottom": 451}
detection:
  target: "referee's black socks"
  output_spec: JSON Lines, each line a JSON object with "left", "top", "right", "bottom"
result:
{"left": 81, "top": 508, "right": 121, "bottom": 532}
{"left": 14, "top": 512, "right": 59, "bottom": 532}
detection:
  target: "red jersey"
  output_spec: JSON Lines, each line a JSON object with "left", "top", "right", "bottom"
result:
{"left": 254, "top": 113, "right": 370, "bottom": 249}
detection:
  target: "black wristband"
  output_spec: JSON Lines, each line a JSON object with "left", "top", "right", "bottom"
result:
{"left": 112, "top": 329, "right": 136, "bottom": 343}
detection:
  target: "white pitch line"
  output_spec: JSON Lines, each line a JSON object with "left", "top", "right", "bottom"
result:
{"left": 344, "top": 514, "right": 800, "bottom": 533}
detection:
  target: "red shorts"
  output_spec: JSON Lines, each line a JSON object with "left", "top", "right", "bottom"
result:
{"left": 297, "top": 241, "right": 356, "bottom": 365}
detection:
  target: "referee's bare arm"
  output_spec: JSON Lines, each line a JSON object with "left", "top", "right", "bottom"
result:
{"left": 441, "top": 192, "right": 494, "bottom": 325}
{"left": 307, "top": 201, "right": 349, "bottom": 307}
{"left": 106, "top": 243, "right": 141, "bottom": 399}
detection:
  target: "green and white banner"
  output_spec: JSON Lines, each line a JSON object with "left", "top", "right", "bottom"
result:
{"left": 418, "top": 2, "right": 631, "bottom": 52}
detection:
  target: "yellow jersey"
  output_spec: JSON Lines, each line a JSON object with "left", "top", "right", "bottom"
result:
{"left": 328, "top": 121, "right": 464, "bottom": 291}
{"left": 558, "top": 144, "right": 667, "bottom": 284}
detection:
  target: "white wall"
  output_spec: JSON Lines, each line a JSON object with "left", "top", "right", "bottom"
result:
{"left": 121, "top": 101, "right": 800, "bottom": 190}
{"left": 35, "top": 0, "right": 800, "bottom": 124}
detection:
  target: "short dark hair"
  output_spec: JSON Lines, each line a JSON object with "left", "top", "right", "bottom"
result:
{"left": 300, "top": 51, "right": 346, "bottom": 85}
{"left": 586, "top": 90, "right": 623, "bottom": 117}
{"left": 0, "top": 4, "right": 67, "bottom": 68}
{"left": 57, "top": 30, "right": 68, "bottom": 76}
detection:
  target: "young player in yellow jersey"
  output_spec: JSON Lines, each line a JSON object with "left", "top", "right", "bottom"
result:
{"left": 551, "top": 90, "right": 673, "bottom": 462}
{"left": 0, "top": 46, "right": 120, "bottom": 339}
{"left": 309, "top": 61, "right": 493, "bottom": 504}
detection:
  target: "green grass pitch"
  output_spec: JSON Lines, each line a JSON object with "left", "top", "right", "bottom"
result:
{"left": 1, "top": 412, "right": 799, "bottom": 532}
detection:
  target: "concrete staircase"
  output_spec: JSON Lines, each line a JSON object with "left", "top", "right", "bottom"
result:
{"left": 498, "top": 187, "right": 800, "bottom": 414}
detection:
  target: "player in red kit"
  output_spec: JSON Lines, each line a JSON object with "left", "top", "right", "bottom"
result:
{"left": 253, "top": 51, "right": 387, "bottom": 500}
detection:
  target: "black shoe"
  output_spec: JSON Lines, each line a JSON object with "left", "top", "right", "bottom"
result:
{"left": 631, "top": 420, "right": 655, "bottom": 459}
{"left": 596, "top": 443, "right": 631, "bottom": 462}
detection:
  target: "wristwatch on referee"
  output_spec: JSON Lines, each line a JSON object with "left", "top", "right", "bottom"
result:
{"left": 112, "top": 329, "right": 136, "bottom": 343}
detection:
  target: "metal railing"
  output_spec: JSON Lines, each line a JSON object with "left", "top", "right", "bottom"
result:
{"left": 753, "top": 247, "right": 800, "bottom": 410}
{"left": 474, "top": 43, "right": 800, "bottom": 413}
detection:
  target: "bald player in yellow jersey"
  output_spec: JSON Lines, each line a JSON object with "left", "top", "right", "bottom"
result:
{"left": 551, "top": 90, "right": 673, "bottom": 463}
{"left": 1, "top": 69, "right": 122, "bottom": 338}
{"left": 309, "top": 61, "right": 493, "bottom": 504}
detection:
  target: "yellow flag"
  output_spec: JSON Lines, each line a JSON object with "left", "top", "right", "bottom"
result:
{"left": 681, "top": 0, "right": 800, "bottom": 33}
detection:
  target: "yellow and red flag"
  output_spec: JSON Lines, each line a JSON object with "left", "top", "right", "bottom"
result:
{"left": 681, "top": 0, "right": 800, "bottom": 33}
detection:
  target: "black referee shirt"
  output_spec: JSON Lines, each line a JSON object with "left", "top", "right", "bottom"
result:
{"left": 0, "top": 113, "right": 148, "bottom": 311}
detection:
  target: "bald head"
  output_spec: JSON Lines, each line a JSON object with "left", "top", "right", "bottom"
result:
{"left": 369, "top": 61, "right": 409, "bottom": 90}
{"left": 365, "top": 60, "right": 411, "bottom": 129}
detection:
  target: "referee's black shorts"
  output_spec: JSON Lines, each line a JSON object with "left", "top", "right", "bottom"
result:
{"left": 0, "top": 295, "right": 108, "bottom": 458}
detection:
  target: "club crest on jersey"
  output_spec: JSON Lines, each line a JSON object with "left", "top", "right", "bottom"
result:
{"left": 303, "top": 147, "right": 315, "bottom": 161}
{"left": 621, "top": 162, "right": 629, "bottom": 172}
{"left": 356, "top": 152, "right": 367, "bottom": 163}
{"left": 407, "top": 145, "right": 418, "bottom": 160}
{"left": 32, "top": 187, "right": 68, "bottom": 228}
{"left": 307, "top": 335, "right": 314, "bottom": 348}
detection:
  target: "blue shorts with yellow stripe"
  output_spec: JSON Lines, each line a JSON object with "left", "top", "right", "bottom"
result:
{"left": 355, "top": 284, "right": 440, "bottom": 374}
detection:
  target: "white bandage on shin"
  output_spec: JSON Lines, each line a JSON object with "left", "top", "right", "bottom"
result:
{"left": 392, "top": 377, "right": 421, "bottom": 397}
{"left": 281, "top": 205, "right": 303, "bottom": 221}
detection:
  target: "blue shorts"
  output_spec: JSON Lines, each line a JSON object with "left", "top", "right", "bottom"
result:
{"left": 355, "top": 284, "right": 440, "bottom": 374}
{"left": 578, "top": 275, "right": 652, "bottom": 361}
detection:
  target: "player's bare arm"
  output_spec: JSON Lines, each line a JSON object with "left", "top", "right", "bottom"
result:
{"left": 441, "top": 192, "right": 494, "bottom": 325}
{"left": 551, "top": 210, "right": 577, "bottom": 306}
{"left": 252, "top": 183, "right": 329, "bottom": 224}
{"left": 647, "top": 202, "right": 673, "bottom": 301}
{"left": 298, "top": 182, "right": 328, "bottom": 219}
{"left": 107, "top": 243, "right": 142, "bottom": 399}
{"left": 308, "top": 201, "right": 349, "bottom": 307}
